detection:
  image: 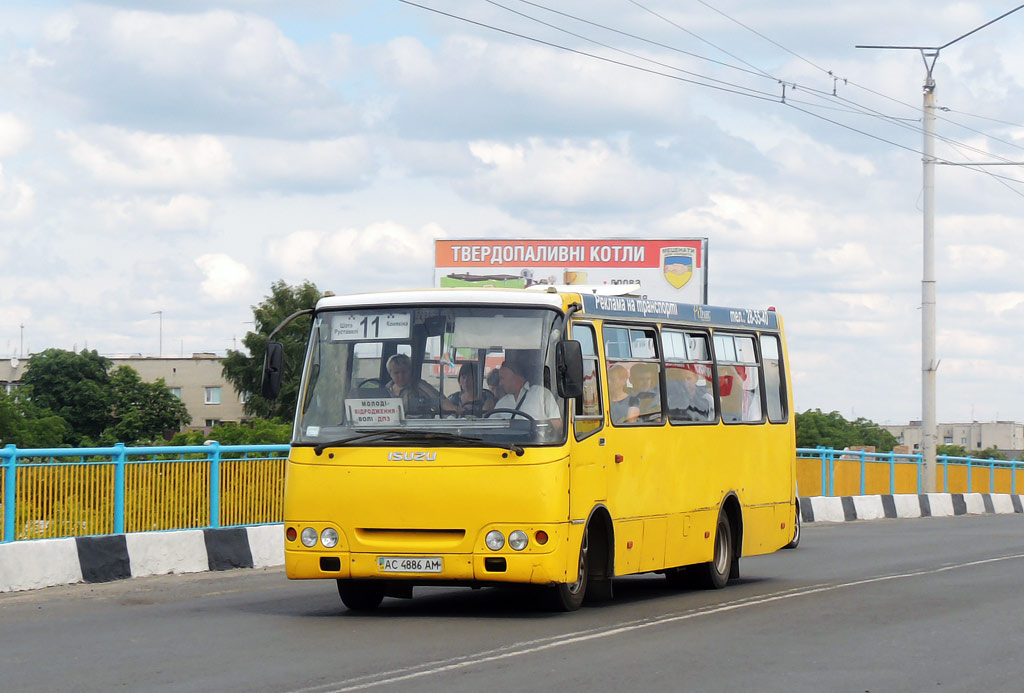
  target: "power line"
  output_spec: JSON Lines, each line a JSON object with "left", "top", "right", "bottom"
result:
{"left": 397, "top": 1, "right": 1024, "bottom": 193}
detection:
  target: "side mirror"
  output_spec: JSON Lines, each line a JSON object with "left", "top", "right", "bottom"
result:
{"left": 261, "top": 341, "right": 284, "bottom": 399}
{"left": 555, "top": 340, "right": 584, "bottom": 399}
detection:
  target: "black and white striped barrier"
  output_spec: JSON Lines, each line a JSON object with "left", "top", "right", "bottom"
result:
{"left": 0, "top": 525, "right": 283, "bottom": 593}
{"left": 800, "top": 492, "right": 1024, "bottom": 523}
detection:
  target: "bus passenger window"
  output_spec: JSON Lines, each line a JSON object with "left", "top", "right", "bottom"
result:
{"left": 760, "top": 334, "right": 787, "bottom": 423}
{"left": 605, "top": 326, "right": 662, "bottom": 426}
{"left": 714, "top": 333, "right": 763, "bottom": 424}
{"left": 664, "top": 330, "right": 715, "bottom": 423}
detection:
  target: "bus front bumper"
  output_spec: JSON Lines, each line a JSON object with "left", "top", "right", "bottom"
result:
{"left": 285, "top": 548, "right": 569, "bottom": 585}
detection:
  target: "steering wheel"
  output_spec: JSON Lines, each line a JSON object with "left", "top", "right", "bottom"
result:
{"left": 356, "top": 377, "right": 388, "bottom": 395}
{"left": 484, "top": 407, "right": 537, "bottom": 434}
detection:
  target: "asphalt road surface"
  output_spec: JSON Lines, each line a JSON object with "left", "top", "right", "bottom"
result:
{"left": 3, "top": 515, "right": 1023, "bottom": 692}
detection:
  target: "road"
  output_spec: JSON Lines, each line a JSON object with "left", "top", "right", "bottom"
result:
{"left": 3, "top": 515, "right": 1023, "bottom": 692}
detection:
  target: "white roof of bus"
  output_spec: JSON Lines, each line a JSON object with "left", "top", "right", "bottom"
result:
{"left": 317, "top": 288, "right": 566, "bottom": 310}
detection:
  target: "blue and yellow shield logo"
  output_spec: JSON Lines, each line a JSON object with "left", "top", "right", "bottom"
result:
{"left": 661, "top": 247, "right": 695, "bottom": 289}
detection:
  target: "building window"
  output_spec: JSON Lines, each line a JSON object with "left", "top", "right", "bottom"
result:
{"left": 943, "top": 436, "right": 953, "bottom": 444}
{"left": 168, "top": 387, "right": 182, "bottom": 399}
{"left": 205, "top": 419, "right": 221, "bottom": 427}
{"left": 204, "top": 387, "right": 222, "bottom": 405}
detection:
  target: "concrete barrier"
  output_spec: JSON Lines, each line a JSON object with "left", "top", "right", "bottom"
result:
{"left": 0, "top": 524, "right": 283, "bottom": 593}
{"left": 3, "top": 494, "right": 1023, "bottom": 593}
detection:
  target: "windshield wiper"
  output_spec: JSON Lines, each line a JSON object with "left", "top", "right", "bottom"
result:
{"left": 313, "top": 428, "right": 524, "bottom": 456}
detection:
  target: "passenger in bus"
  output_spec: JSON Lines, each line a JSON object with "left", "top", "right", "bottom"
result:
{"left": 448, "top": 363, "right": 496, "bottom": 417}
{"left": 607, "top": 364, "right": 640, "bottom": 424}
{"left": 384, "top": 354, "right": 457, "bottom": 417}
{"left": 493, "top": 358, "right": 562, "bottom": 431}
{"left": 627, "top": 362, "right": 662, "bottom": 423}
{"left": 667, "top": 368, "right": 714, "bottom": 422}
{"left": 486, "top": 367, "right": 505, "bottom": 400}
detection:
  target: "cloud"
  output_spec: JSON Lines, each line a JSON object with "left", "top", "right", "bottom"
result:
{"left": 92, "top": 194, "right": 213, "bottom": 231}
{"left": 195, "top": 253, "right": 255, "bottom": 303}
{"left": 0, "top": 164, "right": 36, "bottom": 221}
{"left": 458, "top": 138, "right": 677, "bottom": 215}
{"left": 0, "top": 113, "right": 33, "bottom": 158}
{"left": 61, "top": 128, "right": 234, "bottom": 190}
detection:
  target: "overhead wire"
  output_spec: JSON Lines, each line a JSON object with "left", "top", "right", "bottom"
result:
{"left": 397, "top": 0, "right": 1024, "bottom": 193}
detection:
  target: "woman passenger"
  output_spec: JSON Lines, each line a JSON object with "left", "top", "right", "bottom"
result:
{"left": 448, "top": 363, "right": 495, "bottom": 417}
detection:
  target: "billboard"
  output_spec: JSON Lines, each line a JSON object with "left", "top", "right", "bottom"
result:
{"left": 434, "top": 238, "right": 708, "bottom": 303}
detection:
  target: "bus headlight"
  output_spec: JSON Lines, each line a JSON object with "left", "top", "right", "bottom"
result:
{"left": 321, "top": 528, "right": 339, "bottom": 549}
{"left": 508, "top": 530, "right": 529, "bottom": 551}
{"left": 485, "top": 530, "right": 505, "bottom": 551}
{"left": 301, "top": 527, "right": 318, "bottom": 547}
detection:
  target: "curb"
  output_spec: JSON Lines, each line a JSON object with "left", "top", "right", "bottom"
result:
{"left": 0, "top": 524, "right": 283, "bottom": 593}
{"left": 800, "top": 492, "right": 1024, "bottom": 523}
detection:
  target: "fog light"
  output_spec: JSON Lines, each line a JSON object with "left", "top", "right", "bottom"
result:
{"left": 485, "top": 530, "right": 505, "bottom": 551}
{"left": 301, "top": 527, "right": 318, "bottom": 547}
{"left": 321, "top": 528, "right": 339, "bottom": 549}
{"left": 508, "top": 530, "right": 528, "bottom": 551}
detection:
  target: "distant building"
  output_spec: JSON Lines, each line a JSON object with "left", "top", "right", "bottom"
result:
{"left": 883, "top": 421, "right": 1024, "bottom": 458}
{"left": 0, "top": 353, "right": 249, "bottom": 434}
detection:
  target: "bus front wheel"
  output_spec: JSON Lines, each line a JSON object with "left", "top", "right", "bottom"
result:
{"left": 337, "top": 580, "right": 385, "bottom": 611}
{"left": 546, "top": 528, "right": 589, "bottom": 611}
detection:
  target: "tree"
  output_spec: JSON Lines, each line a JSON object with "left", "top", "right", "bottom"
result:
{"left": 0, "top": 390, "right": 72, "bottom": 448}
{"left": 222, "top": 279, "right": 322, "bottom": 420}
{"left": 20, "top": 349, "right": 113, "bottom": 445}
{"left": 102, "top": 366, "right": 192, "bottom": 444}
{"left": 795, "top": 409, "right": 898, "bottom": 452}
{"left": 977, "top": 446, "right": 1008, "bottom": 460}
{"left": 168, "top": 419, "right": 291, "bottom": 446}
{"left": 936, "top": 444, "right": 968, "bottom": 457}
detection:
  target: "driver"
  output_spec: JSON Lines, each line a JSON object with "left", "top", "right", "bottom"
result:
{"left": 384, "top": 354, "right": 457, "bottom": 417}
{"left": 493, "top": 358, "right": 562, "bottom": 431}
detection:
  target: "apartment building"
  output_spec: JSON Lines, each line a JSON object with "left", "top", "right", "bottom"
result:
{"left": 883, "top": 421, "right": 1024, "bottom": 458}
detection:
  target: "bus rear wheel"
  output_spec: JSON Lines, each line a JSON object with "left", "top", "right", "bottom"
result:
{"left": 337, "top": 580, "right": 385, "bottom": 611}
{"left": 695, "top": 514, "right": 733, "bottom": 589}
{"left": 546, "top": 528, "right": 589, "bottom": 611}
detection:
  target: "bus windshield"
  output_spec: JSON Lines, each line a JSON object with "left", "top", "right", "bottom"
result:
{"left": 294, "top": 305, "right": 566, "bottom": 447}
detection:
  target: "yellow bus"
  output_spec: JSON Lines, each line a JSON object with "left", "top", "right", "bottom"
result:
{"left": 262, "top": 287, "right": 796, "bottom": 611}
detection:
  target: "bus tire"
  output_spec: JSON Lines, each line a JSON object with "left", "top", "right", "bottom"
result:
{"left": 784, "top": 501, "right": 801, "bottom": 549}
{"left": 695, "top": 513, "right": 733, "bottom": 589}
{"left": 546, "top": 527, "right": 589, "bottom": 611}
{"left": 337, "top": 580, "right": 385, "bottom": 611}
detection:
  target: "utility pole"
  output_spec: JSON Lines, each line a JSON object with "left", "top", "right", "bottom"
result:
{"left": 857, "top": 5, "right": 1024, "bottom": 493}
{"left": 152, "top": 311, "right": 163, "bottom": 358}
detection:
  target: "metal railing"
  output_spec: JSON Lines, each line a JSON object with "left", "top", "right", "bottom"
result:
{"left": 1, "top": 443, "right": 289, "bottom": 543}
{"left": 3, "top": 442, "right": 1019, "bottom": 542}
{"left": 796, "top": 447, "right": 1022, "bottom": 497}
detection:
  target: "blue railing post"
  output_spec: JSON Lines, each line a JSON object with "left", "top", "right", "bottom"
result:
{"left": 817, "top": 446, "right": 827, "bottom": 497}
{"left": 208, "top": 441, "right": 222, "bottom": 528}
{"left": 889, "top": 451, "right": 895, "bottom": 495}
{"left": 113, "top": 443, "right": 126, "bottom": 534}
{"left": 1013, "top": 459, "right": 1018, "bottom": 495}
{"left": 3, "top": 444, "right": 17, "bottom": 543}
{"left": 859, "top": 449, "right": 866, "bottom": 496}
{"left": 827, "top": 448, "right": 835, "bottom": 497}
{"left": 916, "top": 453, "right": 922, "bottom": 493}
{"left": 966, "top": 457, "right": 972, "bottom": 494}
{"left": 990, "top": 458, "right": 995, "bottom": 494}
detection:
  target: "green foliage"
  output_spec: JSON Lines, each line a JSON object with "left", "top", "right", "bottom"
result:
{"left": 0, "top": 390, "right": 72, "bottom": 448}
{"left": 221, "top": 279, "right": 322, "bottom": 421}
{"left": 20, "top": 349, "right": 113, "bottom": 445}
{"left": 937, "top": 444, "right": 968, "bottom": 457}
{"left": 977, "top": 446, "right": 1008, "bottom": 461}
{"left": 168, "top": 419, "right": 291, "bottom": 446}
{"left": 795, "top": 409, "right": 899, "bottom": 452}
{"left": 101, "top": 366, "right": 192, "bottom": 445}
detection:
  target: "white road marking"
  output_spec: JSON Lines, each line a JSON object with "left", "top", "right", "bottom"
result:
{"left": 289, "top": 553, "right": 1024, "bottom": 692}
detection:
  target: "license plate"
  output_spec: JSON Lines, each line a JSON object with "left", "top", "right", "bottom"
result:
{"left": 377, "top": 556, "right": 443, "bottom": 573}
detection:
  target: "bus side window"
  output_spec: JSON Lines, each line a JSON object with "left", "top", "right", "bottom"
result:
{"left": 573, "top": 323, "right": 603, "bottom": 439}
{"left": 760, "top": 334, "right": 787, "bottom": 423}
{"left": 605, "top": 326, "right": 662, "bottom": 426}
{"left": 664, "top": 330, "right": 715, "bottom": 423}
{"left": 714, "top": 334, "right": 763, "bottom": 423}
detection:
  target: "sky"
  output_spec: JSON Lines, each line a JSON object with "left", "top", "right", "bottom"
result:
{"left": 1, "top": 1, "right": 1023, "bottom": 426}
